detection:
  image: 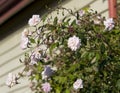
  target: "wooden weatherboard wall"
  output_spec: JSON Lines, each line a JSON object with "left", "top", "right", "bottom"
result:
{"left": 0, "top": 0, "right": 108, "bottom": 93}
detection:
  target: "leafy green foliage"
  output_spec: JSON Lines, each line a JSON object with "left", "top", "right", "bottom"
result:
{"left": 18, "top": 7, "right": 120, "bottom": 93}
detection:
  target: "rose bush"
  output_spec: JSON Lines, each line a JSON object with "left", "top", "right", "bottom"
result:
{"left": 6, "top": 7, "right": 120, "bottom": 93}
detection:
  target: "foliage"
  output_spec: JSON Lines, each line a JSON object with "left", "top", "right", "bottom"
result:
{"left": 6, "top": 7, "right": 120, "bottom": 93}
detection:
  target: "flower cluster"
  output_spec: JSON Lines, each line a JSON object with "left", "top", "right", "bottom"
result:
{"left": 73, "top": 79, "right": 83, "bottom": 90}
{"left": 28, "top": 15, "right": 41, "bottom": 26}
{"left": 104, "top": 18, "right": 114, "bottom": 30}
{"left": 67, "top": 35, "right": 81, "bottom": 51}
{"left": 6, "top": 73, "right": 18, "bottom": 87}
{"left": 6, "top": 7, "right": 120, "bottom": 93}
{"left": 41, "top": 82, "right": 52, "bottom": 93}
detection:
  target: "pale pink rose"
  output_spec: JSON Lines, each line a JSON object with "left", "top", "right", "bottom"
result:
{"left": 20, "top": 37, "right": 29, "bottom": 50}
{"left": 28, "top": 15, "right": 41, "bottom": 26}
{"left": 20, "top": 29, "right": 30, "bottom": 50}
{"left": 22, "top": 28, "right": 29, "bottom": 37}
{"left": 6, "top": 73, "right": 17, "bottom": 87}
{"left": 104, "top": 18, "right": 114, "bottom": 31}
{"left": 79, "top": 10, "right": 85, "bottom": 17}
{"left": 73, "top": 79, "right": 83, "bottom": 90}
{"left": 34, "top": 51, "right": 41, "bottom": 59}
{"left": 30, "top": 56, "right": 37, "bottom": 65}
{"left": 68, "top": 35, "right": 81, "bottom": 51}
{"left": 41, "top": 82, "right": 52, "bottom": 93}
{"left": 26, "top": 69, "right": 33, "bottom": 76}
{"left": 30, "top": 48, "right": 41, "bottom": 65}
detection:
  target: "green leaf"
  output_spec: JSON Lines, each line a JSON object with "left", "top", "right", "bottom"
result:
{"left": 29, "top": 76, "right": 34, "bottom": 80}
{"left": 83, "top": 6, "right": 90, "bottom": 12}
{"left": 71, "top": 20, "right": 76, "bottom": 26}
{"left": 96, "top": 53, "right": 100, "bottom": 61}
{"left": 66, "top": 18, "right": 71, "bottom": 23}
{"left": 91, "top": 57, "right": 96, "bottom": 64}
{"left": 62, "top": 16, "right": 67, "bottom": 22}
{"left": 49, "top": 42, "right": 59, "bottom": 55}
{"left": 35, "top": 74, "right": 40, "bottom": 81}
{"left": 68, "top": 74, "right": 75, "bottom": 80}
{"left": 81, "top": 51, "right": 88, "bottom": 58}
{"left": 116, "top": 79, "right": 120, "bottom": 90}
{"left": 54, "top": 17, "right": 58, "bottom": 25}
{"left": 62, "top": 10, "right": 64, "bottom": 16}
{"left": 42, "top": 14, "right": 48, "bottom": 22}
{"left": 30, "top": 38, "right": 36, "bottom": 43}
{"left": 47, "top": 24, "right": 56, "bottom": 31}
{"left": 59, "top": 77, "right": 67, "bottom": 84}
{"left": 100, "top": 43, "right": 105, "bottom": 54}
{"left": 37, "top": 63, "right": 42, "bottom": 72}
{"left": 85, "top": 67, "right": 93, "bottom": 73}
{"left": 65, "top": 89, "right": 70, "bottom": 93}
{"left": 56, "top": 89, "right": 60, "bottom": 93}
{"left": 68, "top": 63, "right": 80, "bottom": 73}
{"left": 56, "top": 88, "right": 61, "bottom": 93}
{"left": 59, "top": 37, "right": 64, "bottom": 45}
{"left": 98, "top": 59, "right": 107, "bottom": 71}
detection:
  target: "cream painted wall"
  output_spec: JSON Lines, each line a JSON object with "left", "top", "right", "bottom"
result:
{"left": 0, "top": 0, "right": 108, "bottom": 93}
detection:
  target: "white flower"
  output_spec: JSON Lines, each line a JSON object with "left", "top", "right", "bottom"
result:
{"left": 20, "top": 37, "right": 29, "bottom": 50}
{"left": 6, "top": 73, "right": 17, "bottom": 87}
{"left": 26, "top": 69, "right": 33, "bottom": 76}
{"left": 30, "top": 52, "right": 41, "bottom": 65}
{"left": 30, "top": 48, "right": 41, "bottom": 65}
{"left": 22, "top": 28, "right": 29, "bottom": 37}
{"left": 73, "top": 79, "right": 83, "bottom": 90}
{"left": 30, "top": 55, "right": 38, "bottom": 65}
{"left": 79, "top": 10, "right": 85, "bottom": 17}
{"left": 41, "top": 82, "right": 52, "bottom": 93}
{"left": 104, "top": 18, "right": 114, "bottom": 31}
{"left": 28, "top": 15, "right": 41, "bottom": 26}
{"left": 34, "top": 50, "right": 41, "bottom": 59}
{"left": 68, "top": 35, "right": 81, "bottom": 51}
{"left": 41, "top": 66, "right": 54, "bottom": 80}
{"left": 20, "top": 29, "right": 30, "bottom": 50}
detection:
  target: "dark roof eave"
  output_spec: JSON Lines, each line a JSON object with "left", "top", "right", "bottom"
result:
{"left": 0, "top": 0, "right": 34, "bottom": 25}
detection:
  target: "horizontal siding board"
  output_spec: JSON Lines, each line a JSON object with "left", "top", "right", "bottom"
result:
{"left": 0, "top": 30, "right": 23, "bottom": 65}
{"left": 0, "top": 30, "right": 21, "bottom": 55}
{"left": 0, "top": 47, "right": 24, "bottom": 67}
{"left": 90, "top": 0, "right": 108, "bottom": 17}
